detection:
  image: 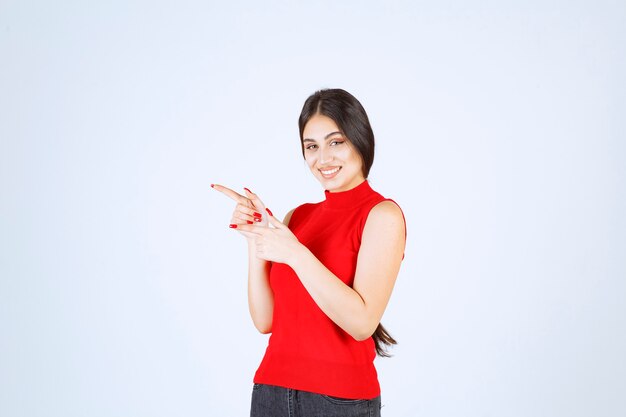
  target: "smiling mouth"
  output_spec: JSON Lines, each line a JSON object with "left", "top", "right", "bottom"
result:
{"left": 319, "top": 166, "right": 341, "bottom": 178}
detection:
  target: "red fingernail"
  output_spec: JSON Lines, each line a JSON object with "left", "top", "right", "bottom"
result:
{"left": 244, "top": 187, "right": 252, "bottom": 193}
{"left": 253, "top": 212, "right": 262, "bottom": 218}
{"left": 210, "top": 184, "right": 215, "bottom": 188}
{"left": 247, "top": 220, "right": 253, "bottom": 224}
{"left": 266, "top": 208, "right": 273, "bottom": 217}
{"left": 254, "top": 217, "right": 262, "bottom": 222}
{"left": 229, "top": 224, "right": 238, "bottom": 229}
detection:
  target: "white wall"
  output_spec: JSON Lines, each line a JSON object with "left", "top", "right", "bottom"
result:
{"left": 1, "top": 1, "right": 624, "bottom": 416}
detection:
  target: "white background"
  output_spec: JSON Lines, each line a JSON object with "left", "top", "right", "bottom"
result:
{"left": 1, "top": 1, "right": 625, "bottom": 416}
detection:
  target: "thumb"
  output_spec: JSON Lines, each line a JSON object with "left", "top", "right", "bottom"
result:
{"left": 265, "top": 208, "right": 287, "bottom": 229}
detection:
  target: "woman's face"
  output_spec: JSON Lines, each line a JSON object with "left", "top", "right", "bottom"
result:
{"left": 302, "top": 114, "right": 365, "bottom": 193}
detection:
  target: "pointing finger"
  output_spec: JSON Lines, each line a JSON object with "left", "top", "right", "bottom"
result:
{"left": 211, "top": 183, "right": 249, "bottom": 205}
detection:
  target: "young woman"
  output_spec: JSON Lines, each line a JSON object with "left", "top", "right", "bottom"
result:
{"left": 213, "top": 89, "right": 406, "bottom": 416}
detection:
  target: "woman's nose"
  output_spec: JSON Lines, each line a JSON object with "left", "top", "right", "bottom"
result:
{"left": 319, "top": 147, "right": 333, "bottom": 164}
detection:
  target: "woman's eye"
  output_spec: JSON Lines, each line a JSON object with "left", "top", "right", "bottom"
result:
{"left": 306, "top": 144, "right": 317, "bottom": 150}
{"left": 330, "top": 140, "right": 344, "bottom": 146}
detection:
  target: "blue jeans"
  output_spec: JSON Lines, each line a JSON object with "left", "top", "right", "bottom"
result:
{"left": 250, "top": 383, "right": 382, "bottom": 417}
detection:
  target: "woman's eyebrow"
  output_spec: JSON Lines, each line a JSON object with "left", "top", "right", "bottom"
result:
{"left": 303, "top": 131, "right": 343, "bottom": 142}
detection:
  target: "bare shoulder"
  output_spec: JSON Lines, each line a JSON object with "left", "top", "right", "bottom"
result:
{"left": 361, "top": 200, "right": 407, "bottom": 262}
{"left": 361, "top": 200, "right": 406, "bottom": 261}
{"left": 366, "top": 200, "right": 405, "bottom": 230}
{"left": 283, "top": 208, "right": 296, "bottom": 226}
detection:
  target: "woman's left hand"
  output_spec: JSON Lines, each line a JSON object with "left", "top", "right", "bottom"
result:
{"left": 235, "top": 209, "right": 304, "bottom": 265}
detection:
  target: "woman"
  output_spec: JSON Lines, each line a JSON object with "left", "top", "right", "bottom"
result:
{"left": 213, "top": 88, "right": 406, "bottom": 416}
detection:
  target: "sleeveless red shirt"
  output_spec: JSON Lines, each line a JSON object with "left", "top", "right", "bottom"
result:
{"left": 253, "top": 180, "right": 404, "bottom": 399}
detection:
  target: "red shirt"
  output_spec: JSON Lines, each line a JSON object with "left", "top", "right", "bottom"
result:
{"left": 253, "top": 180, "right": 404, "bottom": 399}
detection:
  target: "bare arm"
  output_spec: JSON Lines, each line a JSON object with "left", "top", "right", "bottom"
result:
{"left": 247, "top": 243, "right": 272, "bottom": 333}
{"left": 240, "top": 201, "right": 405, "bottom": 341}
{"left": 212, "top": 183, "right": 294, "bottom": 334}
{"left": 288, "top": 201, "right": 405, "bottom": 340}
{"left": 247, "top": 209, "right": 294, "bottom": 333}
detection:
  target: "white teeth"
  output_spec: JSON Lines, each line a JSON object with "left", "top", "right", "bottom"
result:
{"left": 321, "top": 167, "right": 340, "bottom": 175}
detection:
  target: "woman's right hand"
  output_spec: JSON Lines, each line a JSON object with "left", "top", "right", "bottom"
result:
{"left": 211, "top": 184, "right": 269, "bottom": 240}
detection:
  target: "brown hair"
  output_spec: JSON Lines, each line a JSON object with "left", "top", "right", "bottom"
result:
{"left": 298, "top": 88, "right": 397, "bottom": 357}
{"left": 298, "top": 88, "right": 375, "bottom": 179}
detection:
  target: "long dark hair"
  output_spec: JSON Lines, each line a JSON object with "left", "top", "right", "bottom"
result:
{"left": 298, "top": 88, "right": 397, "bottom": 357}
{"left": 298, "top": 88, "right": 375, "bottom": 179}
